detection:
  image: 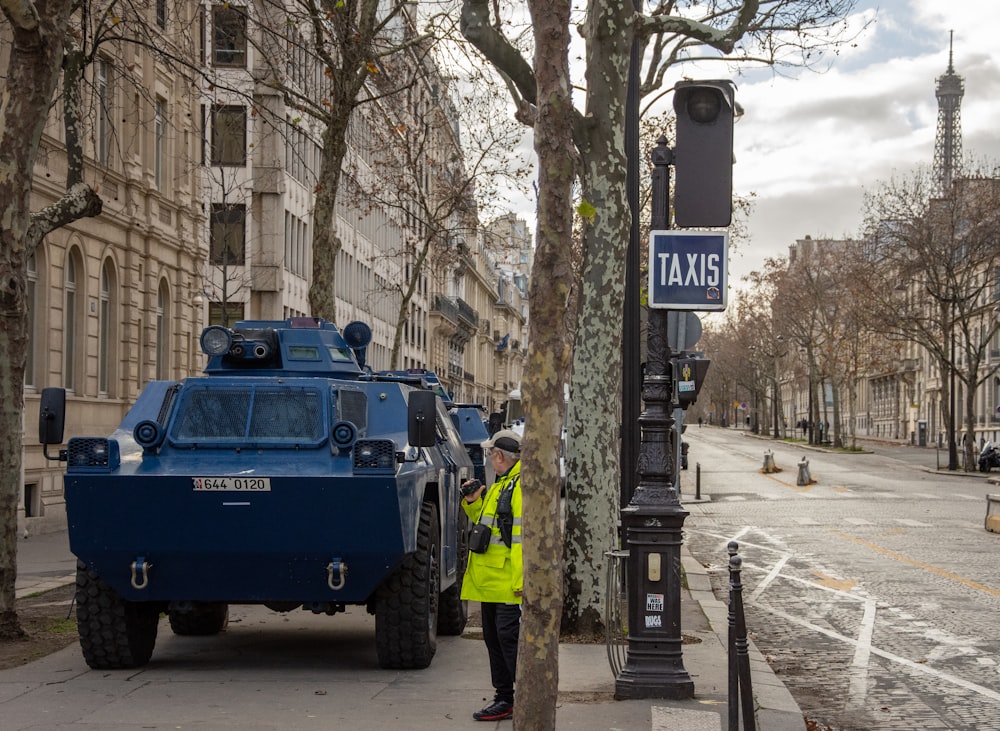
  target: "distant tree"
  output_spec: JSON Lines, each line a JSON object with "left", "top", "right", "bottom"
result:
{"left": 350, "top": 66, "right": 530, "bottom": 368}
{"left": 860, "top": 166, "right": 1000, "bottom": 470}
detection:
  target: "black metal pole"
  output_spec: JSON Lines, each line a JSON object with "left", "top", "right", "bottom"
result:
{"left": 727, "top": 541, "right": 739, "bottom": 731}
{"left": 620, "top": 0, "right": 641, "bottom": 508}
{"left": 615, "top": 137, "right": 694, "bottom": 701}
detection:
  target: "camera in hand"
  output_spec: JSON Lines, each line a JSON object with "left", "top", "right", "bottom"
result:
{"left": 460, "top": 479, "right": 483, "bottom": 498}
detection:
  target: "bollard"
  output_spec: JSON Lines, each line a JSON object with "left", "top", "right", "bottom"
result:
{"left": 796, "top": 457, "right": 812, "bottom": 486}
{"left": 762, "top": 450, "right": 775, "bottom": 473}
{"left": 696, "top": 463, "right": 701, "bottom": 500}
{"left": 727, "top": 541, "right": 739, "bottom": 731}
{"left": 728, "top": 550, "right": 757, "bottom": 731}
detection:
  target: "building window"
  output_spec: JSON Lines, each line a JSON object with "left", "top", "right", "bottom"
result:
{"left": 209, "top": 301, "right": 243, "bottom": 327}
{"left": 213, "top": 5, "right": 247, "bottom": 68}
{"left": 155, "top": 98, "right": 165, "bottom": 189}
{"left": 64, "top": 253, "right": 79, "bottom": 391}
{"left": 211, "top": 203, "right": 246, "bottom": 264}
{"left": 156, "top": 280, "right": 169, "bottom": 379}
{"left": 98, "top": 260, "right": 116, "bottom": 395}
{"left": 210, "top": 105, "right": 246, "bottom": 165}
{"left": 25, "top": 250, "right": 37, "bottom": 388}
{"left": 97, "top": 59, "right": 113, "bottom": 166}
{"left": 156, "top": 0, "right": 166, "bottom": 28}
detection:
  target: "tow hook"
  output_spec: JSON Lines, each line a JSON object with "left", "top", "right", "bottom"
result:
{"left": 326, "top": 558, "right": 348, "bottom": 590}
{"left": 130, "top": 556, "right": 152, "bottom": 590}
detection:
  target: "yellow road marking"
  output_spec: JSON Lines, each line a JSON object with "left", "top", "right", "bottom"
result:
{"left": 833, "top": 531, "right": 1000, "bottom": 598}
{"left": 810, "top": 569, "right": 857, "bottom": 592}
{"left": 763, "top": 472, "right": 813, "bottom": 492}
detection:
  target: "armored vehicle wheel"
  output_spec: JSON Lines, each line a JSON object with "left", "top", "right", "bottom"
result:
{"left": 375, "top": 501, "right": 440, "bottom": 669}
{"left": 168, "top": 603, "right": 229, "bottom": 635}
{"left": 438, "top": 510, "right": 468, "bottom": 636}
{"left": 75, "top": 561, "right": 160, "bottom": 669}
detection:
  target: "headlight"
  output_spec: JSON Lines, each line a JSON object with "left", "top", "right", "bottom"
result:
{"left": 200, "top": 326, "right": 233, "bottom": 356}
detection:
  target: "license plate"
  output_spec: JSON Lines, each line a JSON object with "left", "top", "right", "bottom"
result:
{"left": 192, "top": 477, "right": 271, "bottom": 491}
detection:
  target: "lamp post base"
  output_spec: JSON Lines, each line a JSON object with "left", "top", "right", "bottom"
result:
{"left": 615, "top": 635, "right": 694, "bottom": 699}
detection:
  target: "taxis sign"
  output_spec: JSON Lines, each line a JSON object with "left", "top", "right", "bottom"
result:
{"left": 648, "top": 230, "right": 728, "bottom": 311}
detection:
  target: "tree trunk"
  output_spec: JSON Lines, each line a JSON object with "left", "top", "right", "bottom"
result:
{"left": 560, "top": 0, "right": 632, "bottom": 640}
{"left": 514, "top": 0, "right": 576, "bottom": 725}
{"left": 308, "top": 119, "right": 350, "bottom": 323}
{"left": 0, "top": 0, "right": 78, "bottom": 639}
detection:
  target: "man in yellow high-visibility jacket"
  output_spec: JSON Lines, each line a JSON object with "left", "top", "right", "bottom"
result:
{"left": 460, "top": 429, "right": 523, "bottom": 722}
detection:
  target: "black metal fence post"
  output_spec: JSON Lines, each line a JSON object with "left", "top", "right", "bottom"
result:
{"left": 728, "top": 543, "right": 757, "bottom": 731}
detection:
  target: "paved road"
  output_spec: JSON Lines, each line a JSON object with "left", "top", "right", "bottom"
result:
{"left": 682, "top": 426, "right": 1000, "bottom": 731}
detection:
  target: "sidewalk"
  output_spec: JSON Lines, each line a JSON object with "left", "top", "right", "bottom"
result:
{"left": 13, "top": 526, "right": 805, "bottom": 730}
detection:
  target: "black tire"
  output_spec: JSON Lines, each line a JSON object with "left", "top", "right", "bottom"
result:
{"left": 438, "top": 510, "right": 468, "bottom": 636}
{"left": 375, "top": 502, "right": 440, "bottom": 669}
{"left": 168, "top": 603, "right": 229, "bottom": 635}
{"left": 75, "top": 561, "right": 160, "bottom": 669}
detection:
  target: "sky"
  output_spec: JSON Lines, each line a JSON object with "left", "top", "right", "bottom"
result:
{"left": 714, "top": 0, "right": 1000, "bottom": 294}
{"left": 494, "top": 0, "right": 1000, "bottom": 305}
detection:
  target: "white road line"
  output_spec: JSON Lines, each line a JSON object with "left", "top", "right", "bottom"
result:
{"left": 759, "top": 603, "right": 1000, "bottom": 703}
{"left": 895, "top": 519, "right": 932, "bottom": 527}
{"left": 844, "top": 518, "right": 873, "bottom": 526}
{"left": 847, "top": 598, "right": 877, "bottom": 708}
{"left": 793, "top": 517, "right": 820, "bottom": 525}
{"left": 955, "top": 493, "right": 981, "bottom": 501}
{"left": 911, "top": 492, "right": 943, "bottom": 500}
{"left": 748, "top": 554, "right": 790, "bottom": 603}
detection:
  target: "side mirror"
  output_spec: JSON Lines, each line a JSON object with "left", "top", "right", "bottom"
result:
{"left": 407, "top": 390, "right": 438, "bottom": 448}
{"left": 39, "top": 388, "right": 66, "bottom": 461}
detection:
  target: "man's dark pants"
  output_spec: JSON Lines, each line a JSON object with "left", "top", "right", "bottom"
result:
{"left": 481, "top": 602, "right": 521, "bottom": 704}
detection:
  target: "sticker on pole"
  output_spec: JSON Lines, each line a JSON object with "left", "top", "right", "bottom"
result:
{"left": 646, "top": 593, "right": 664, "bottom": 612}
{"left": 648, "top": 230, "right": 728, "bottom": 311}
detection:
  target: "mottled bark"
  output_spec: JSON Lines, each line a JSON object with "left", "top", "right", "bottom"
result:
{"left": 560, "top": 0, "right": 633, "bottom": 638}
{"left": 0, "top": 0, "right": 81, "bottom": 640}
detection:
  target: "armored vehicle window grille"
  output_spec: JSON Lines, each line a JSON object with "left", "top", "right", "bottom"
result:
{"left": 175, "top": 388, "right": 251, "bottom": 439}
{"left": 248, "top": 387, "right": 324, "bottom": 440}
{"left": 337, "top": 388, "right": 367, "bottom": 434}
{"left": 171, "top": 386, "right": 324, "bottom": 443}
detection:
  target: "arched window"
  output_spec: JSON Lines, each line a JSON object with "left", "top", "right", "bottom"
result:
{"left": 156, "top": 280, "right": 169, "bottom": 379}
{"left": 25, "top": 250, "right": 39, "bottom": 388}
{"left": 64, "top": 251, "right": 81, "bottom": 391}
{"left": 98, "top": 260, "right": 117, "bottom": 395}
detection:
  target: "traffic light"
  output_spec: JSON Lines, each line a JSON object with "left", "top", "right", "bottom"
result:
{"left": 673, "top": 80, "right": 736, "bottom": 228}
{"left": 674, "top": 355, "right": 711, "bottom": 410}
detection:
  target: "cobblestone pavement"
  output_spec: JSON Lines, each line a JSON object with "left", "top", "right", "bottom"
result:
{"left": 680, "top": 427, "right": 1000, "bottom": 731}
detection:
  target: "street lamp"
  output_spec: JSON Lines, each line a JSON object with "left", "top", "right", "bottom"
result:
{"left": 615, "top": 137, "right": 693, "bottom": 702}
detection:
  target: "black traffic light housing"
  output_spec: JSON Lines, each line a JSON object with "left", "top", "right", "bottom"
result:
{"left": 673, "top": 80, "right": 736, "bottom": 228}
{"left": 674, "top": 354, "right": 711, "bottom": 410}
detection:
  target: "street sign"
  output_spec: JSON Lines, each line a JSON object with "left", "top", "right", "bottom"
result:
{"left": 666, "top": 311, "right": 702, "bottom": 352}
{"left": 648, "top": 230, "right": 728, "bottom": 311}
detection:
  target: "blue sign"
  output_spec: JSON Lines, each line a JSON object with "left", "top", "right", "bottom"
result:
{"left": 647, "top": 231, "right": 728, "bottom": 311}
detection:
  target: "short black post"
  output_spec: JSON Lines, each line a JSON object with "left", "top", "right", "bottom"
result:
{"left": 696, "top": 462, "right": 702, "bottom": 500}
{"left": 727, "top": 541, "right": 739, "bottom": 731}
{"left": 730, "top": 551, "right": 757, "bottom": 731}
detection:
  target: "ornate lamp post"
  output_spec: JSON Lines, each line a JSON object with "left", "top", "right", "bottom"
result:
{"left": 615, "top": 137, "right": 694, "bottom": 700}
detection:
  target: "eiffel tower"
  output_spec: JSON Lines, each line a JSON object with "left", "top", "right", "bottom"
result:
{"left": 932, "top": 31, "right": 964, "bottom": 197}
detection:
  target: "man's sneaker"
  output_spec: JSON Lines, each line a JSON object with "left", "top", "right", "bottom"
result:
{"left": 473, "top": 699, "right": 513, "bottom": 721}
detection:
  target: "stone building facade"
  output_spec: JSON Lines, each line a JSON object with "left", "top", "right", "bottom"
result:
{"left": 16, "top": 1, "right": 526, "bottom": 534}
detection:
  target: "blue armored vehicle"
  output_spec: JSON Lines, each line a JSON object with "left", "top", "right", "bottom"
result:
{"left": 374, "top": 368, "right": 491, "bottom": 484}
{"left": 39, "top": 317, "right": 472, "bottom": 670}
